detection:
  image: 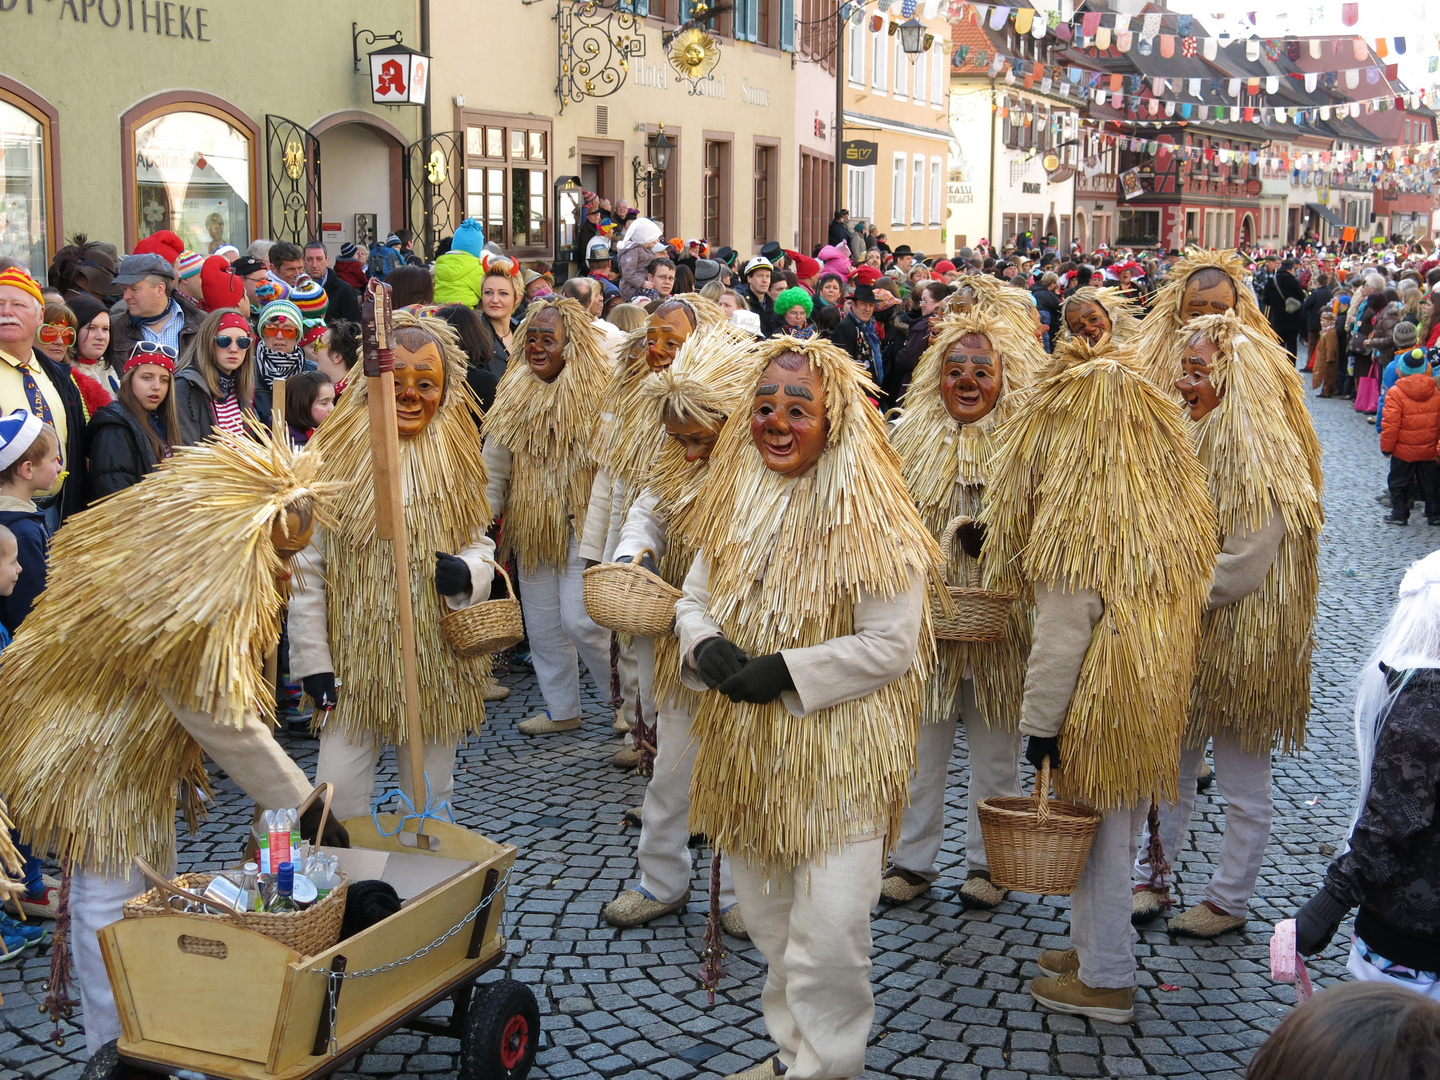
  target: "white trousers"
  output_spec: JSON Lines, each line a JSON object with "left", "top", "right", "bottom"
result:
{"left": 1072, "top": 803, "right": 1149, "bottom": 990}
{"left": 892, "top": 680, "right": 1021, "bottom": 879}
{"left": 315, "top": 731, "right": 458, "bottom": 822}
{"left": 1133, "top": 735, "right": 1274, "bottom": 917}
{"left": 632, "top": 638, "right": 735, "bottom": 906}
{"left": 72, "top": 864, "right": 155, "bottom": 1056}
{"left": 732, "top": 836, "right": 885, "bottom": 1080}
{"left": 518, "top": 534, "right": 612, "bottom": 721}
{"left": 1348, "top": 938, "right": 1440, "bottom": 997}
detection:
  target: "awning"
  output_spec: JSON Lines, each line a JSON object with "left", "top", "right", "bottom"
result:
{"left": 1307, "top": 202, "right": 1345, "bottom": 230}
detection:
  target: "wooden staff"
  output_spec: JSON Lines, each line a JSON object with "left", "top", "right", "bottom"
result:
{"left": 362, "top": 280, "right": 433, "bottom": 849}
{"left": 263, "top": 377, "right": 288, "bottom": 702}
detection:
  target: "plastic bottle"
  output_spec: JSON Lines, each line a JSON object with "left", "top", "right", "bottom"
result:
{"left": 307, "top": 854, "right": 341, "bottom": 900}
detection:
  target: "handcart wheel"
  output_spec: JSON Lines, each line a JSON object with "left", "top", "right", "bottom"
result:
{"left": 78, "top": 1041, "right": 146, "bottom": 1080}
{"left": 458, "top": 978, "right": 540, "bottom": 1080}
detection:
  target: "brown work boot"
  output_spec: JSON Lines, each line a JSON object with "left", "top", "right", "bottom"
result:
{"left": 1036, "top": 947, "right": 1079, "bottom": 978}
{"left": 1030, "top": 970, "right": 1135, "bottom": 1023}
{"left": 1168, "top": 901, "right": 1245, "bottom": 938}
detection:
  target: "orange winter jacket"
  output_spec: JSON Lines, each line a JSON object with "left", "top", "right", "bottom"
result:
{"left": 1380, "top": 372, "right": 1440, "bottom": 462}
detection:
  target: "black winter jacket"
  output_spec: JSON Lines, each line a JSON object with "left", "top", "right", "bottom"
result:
{"left": 0, "top": 499, "right": 48, "bottom": 635}
{"left": 84, "top": 401, "right": 166, "bottom": 503}
{"left": 1323, "top": 666, "right": 1440, "bottom": 971}
{"left": 171, "top": 367, "right": 271, "bottom": 447}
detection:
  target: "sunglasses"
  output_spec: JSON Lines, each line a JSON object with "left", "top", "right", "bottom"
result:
{"left": 39, "top": 324, "right": 75, "bottom": 347}
{"left": 262, "top": 322, "right": 299, "bottom": 340}
{"left": 131, "top": 341, "right": 179, "bottom": 359}
{"left": 215, "top": 334, "right": 252, "bottom": 350}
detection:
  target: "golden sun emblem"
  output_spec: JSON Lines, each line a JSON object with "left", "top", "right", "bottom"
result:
{"left": 666, "top": 27, "right": 720, "bottom": 82}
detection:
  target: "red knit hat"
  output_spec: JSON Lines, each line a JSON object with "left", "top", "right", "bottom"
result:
{"left": 133, "top": 229, "right": 185, "bottom": 269}
{"left": 931, "top": 259, "right": 956, "bottom": 280}
{"left": 854, "top": 265, "right": 883, "bottom": 286}
{"left": 785, "top": 249, "right": 821, "bottom": 280}
{"left": 200, "top": 255, "right": 245, "bottom": 312}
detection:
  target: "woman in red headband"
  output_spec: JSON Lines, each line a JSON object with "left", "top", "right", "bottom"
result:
{"left": 83, "top": 340, "right": 179, "bottom": 501}
{"left": 174, "top": 309, "right": 266, "bottom": 446}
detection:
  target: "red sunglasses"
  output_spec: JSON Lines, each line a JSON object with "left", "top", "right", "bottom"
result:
{"left": 38, "top": 324, "right": 75, "bottom": 347}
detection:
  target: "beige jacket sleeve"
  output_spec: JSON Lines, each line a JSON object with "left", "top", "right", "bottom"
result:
{"left": 1207, "top": 500, "right": 1286, "bottom": 611}
{"left": 482, "top": 438, "right": 512, "bottom": 521}
{"left": 448, "top": 533, "right": 498, "bottom": 608}
{"left": 1018, "top": 581, "right": 1105, "bottom": 739}
{"left": 614, "top": 486, "right": 667, "bottom": 565}
{"left": 578, "top": 467, "right": 614, "bottom": 563}
{"left": 163, "top": 694, "right": 313, "bottom": 811}
{"left": 675, "top": 557, "right": 927, "bottom": 718}
{"left": 286, "top": 530, "right": 332, "bottom": 680}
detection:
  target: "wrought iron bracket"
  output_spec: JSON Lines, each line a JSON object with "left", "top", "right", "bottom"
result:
{"left": 354, "top": 23, "right": 405, "bottom": 72}
{"left": 556, "top": 0, "right": 647, "bottom": 114}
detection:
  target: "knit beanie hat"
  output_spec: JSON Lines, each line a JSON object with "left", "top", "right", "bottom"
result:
{"left": 452, "top": 218, "right": 486, "bottom": 258}
{"left": 1393, "top": 321, "right": 1419, "bottom": 350}
{"left": 175, "top": 250, "right": 205, "bottom": 280}
{"left": 132, "top": 229, "right": 184, "bottom": 269}
{"left": 0, "top": 267, "right": 44, "bottom": 307}
{"left": 0, "top": 409, "right": 43, "bottom": 472}
{"left": 339, "top": 242, "right": 359, "bottom": 260}
{"left": 290, "top": 274, "right": 328, "bottom": 319}
{"left": 200, "top": 256, "right": 245, "bottom": 312}
{"left": 774, "top": 286, "right": 814, "bottom": 320}
{"left": 1398, "top": 347, "right": 1429, "bottom": 376}
{"left": 258, "top": 298, "right": 304, "bottom": 331}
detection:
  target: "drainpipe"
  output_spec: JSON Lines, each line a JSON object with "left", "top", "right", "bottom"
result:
{"left": 420, "top": 0, "right": 433, "bottom": 254}
{"left": 988, "top": 85, "right": 996, "bottom": 245}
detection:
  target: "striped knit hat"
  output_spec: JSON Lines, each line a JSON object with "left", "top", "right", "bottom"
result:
{"left": 290, "top": 274, "right": 328, "bottom": 319}
{"left": 258, "top": 298, "right": 304, "bottom": 331}
{"left": 0, "top": 267, "right": 43, "bottom": 307}
{"left": 175, "top": 250, "right": 206, "bottom": 280}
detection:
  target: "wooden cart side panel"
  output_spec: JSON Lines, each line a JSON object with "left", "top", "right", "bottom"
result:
{"left": 101, "top": 915, "right": 299, "bottom": 1065}
{"left": 268, "top": 843, "right": 516, "bottom": 1072}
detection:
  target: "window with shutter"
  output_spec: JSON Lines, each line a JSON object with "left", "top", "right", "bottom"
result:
{"left": 779, "top": 0, "right": 794, "bottom": 51}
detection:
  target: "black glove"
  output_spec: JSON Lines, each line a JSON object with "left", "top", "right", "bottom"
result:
{"left": 695, "top": 637, "right": 749, "bottom": 689}
{"left": 302, "top": 672, "right": 339, "bottom": 711}
{"left": 299, "top": 800, "right": 351, "bottom": 849}
{"left": 622, "top": 552, "right": 661, "bottom": 575}
{"left": 718, "top": 653, "right": 794, "bottom": 705}
{"left": 435, "top": 551, "right": 471, "bottom": 596}
{"left": 957, "top": 521, "right": 988, "bottom": 560}
{"left": 1026, "top": 735, "right": 1061, "bottom": 770}
{"left": 1295, "top": 888, "right": 1350, "bottom": 955}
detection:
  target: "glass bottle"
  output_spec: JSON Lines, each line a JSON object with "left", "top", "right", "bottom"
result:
{"left": 267, "top": 861, "right": 301, "bottom": 913}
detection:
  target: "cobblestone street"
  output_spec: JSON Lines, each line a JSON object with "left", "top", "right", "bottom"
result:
{"left": 2, "top": 387, "right": 1431, "bottom": 1080}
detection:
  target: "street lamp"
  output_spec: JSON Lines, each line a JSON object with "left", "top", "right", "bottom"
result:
{"left": 632, "top": 124, "right": 674, "bottom": 209}
{"left": 897, "top": 18, "right": 926, "bottom": 55}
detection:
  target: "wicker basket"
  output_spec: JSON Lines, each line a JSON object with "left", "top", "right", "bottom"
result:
{"left": 583, "top": 550, "right": 681, "bottom": 637}
{"left": 931, "top": 515, "right": 1019, "bottom": 642}
{"left": 977, "top": 761, "right": 1102, "bottom": 896}
{"left": 440, "top": 560, "right": 524, "bottom": 658}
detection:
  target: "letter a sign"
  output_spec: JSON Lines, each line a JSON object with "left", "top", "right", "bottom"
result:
{"left": 370, "top": 45, "right": 431, "bottom": 105}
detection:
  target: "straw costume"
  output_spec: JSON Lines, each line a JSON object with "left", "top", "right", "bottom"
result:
{"left": 673, "top": 336, "right": 944, "bottom": 1080}
{"left": 981, "top": 335, "right": 1216, "bottom": 1020}
{"left": 483, "top": 296, "right": 612, "bottom": 735}
{"left": 290, "top": 311, "right": 497, "bottom": 821}
{"left": 883, "top": 309, "right": 1039, "bottom": 910}
{"left": 1055, "top": 286, "right": 1141, "bottom": 352}
{"left": 1133, "top": 312, "right": 1323, "bottom": 939}
{"left": 579, "top": 296, "right": 731, "bottom": 750}
{"left": 601, "top": 327, "right": 756, "bottom": 932}
{"left": 0, "top": 428, "right": 334, "bottom": 1053}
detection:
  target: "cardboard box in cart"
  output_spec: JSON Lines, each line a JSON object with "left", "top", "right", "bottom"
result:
{"left": 97, "top": 816, "right": 516, "bottom": 1080}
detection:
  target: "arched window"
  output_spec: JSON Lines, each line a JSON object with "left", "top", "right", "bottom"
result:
{"left": 122, "top": 95, "right": 260, "bottom": 254}
{"left": 0, "top": 78, "right": 60, "bottom": 285}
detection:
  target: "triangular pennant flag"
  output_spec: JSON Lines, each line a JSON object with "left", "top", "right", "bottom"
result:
{"left": 989, "top": 5, "right": 1010, "bottom": 31}
{"left": 1013, "top": 8, "right": 1032, "bottom": 33}
{"left": 1309, "top": 38, "right": 1322, "bottom": 59}
{"left": 1160, "top": 34, "right": 1175, "bottom": 57}
{"left": 1304, "top": 72, "right": 1317, "bottom": 92}
{"left": 1203, "top": 38, "right": 1217, "bottom": 60}
{"left": 1375, "top": 37, "right": 1388, "bottom": 59}
{"left": 1096, "top": 26, "right": 1111, "bottom": 50}
{"left": 1265, "top": 75, "right": 1278, "bottom": 94}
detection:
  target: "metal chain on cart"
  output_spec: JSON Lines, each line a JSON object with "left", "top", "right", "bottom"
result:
{"left": 308, "top": 864, "right": 513, "bottom": 1057}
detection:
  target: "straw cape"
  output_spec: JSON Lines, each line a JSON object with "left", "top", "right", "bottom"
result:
{"left": 889, "top": 310, "right": 1039, "bottom": 731}
{"left": 981, "top": 337, "right": 1218, "bottom": 811}
{"left": 483, "top": 296, "right": 609, "bottom": 572}
{"left": 685, "top": 336, "right": 947, "bottom": 871}
{"left": 307, "top": 311, "right": 494, "bottom": 747}
{"left": 1181, "top": 312, "right": 1323, "bottom": 756}
{"left": 636, "top": 328, "right": 759, "bottom": 714}
{"left": 590, "top": 295, "right": 738, "bottom": 508}
{"left": 1134, "top": 249, "right": 1277, "bottom": 392}
{"left": 0, "top": 428, "right": 336, "bottom": 875}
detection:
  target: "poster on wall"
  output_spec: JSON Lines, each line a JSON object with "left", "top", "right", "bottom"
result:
{"left": 1119, "top": 167, "right": 1144, "bottom": 200}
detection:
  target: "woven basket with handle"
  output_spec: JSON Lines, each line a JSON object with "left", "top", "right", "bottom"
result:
{"left": 583, "top": 549, "right": 681, "bottom": 637}
{"left": 440, "top": 559, "right": 524, "bottom": 658}
{"left": 930, "top": 515, "right": 1019, "bottom": 642}
{"left": 977, "top": 761, "right": 1102, "bottom": 896}
{"left": 124, "top": 784, "right": 348, "bottom": 957}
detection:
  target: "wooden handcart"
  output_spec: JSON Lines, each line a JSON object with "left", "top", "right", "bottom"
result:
{"left": 86, "top": 816, "right": 536, "bottom": 1080}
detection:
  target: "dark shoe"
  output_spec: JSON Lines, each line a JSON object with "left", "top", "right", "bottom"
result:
{"left": 1196, "top": 759, "right": 1215, "bottom": 793}
{"left": 1387, "top": 516, "right": 1410, "bottom": 526}
{"left": 1427, "top": 520, "right": 1440, "bottom": 527}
